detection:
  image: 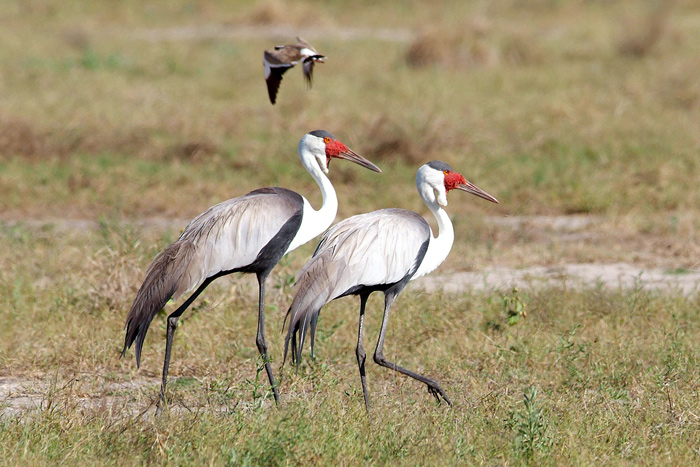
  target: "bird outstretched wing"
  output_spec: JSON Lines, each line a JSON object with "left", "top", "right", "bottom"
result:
{"left": 264, "top": 38, "right": 324, "bottom": 104}
{"left": 263, "top": 50, "right": 300, "bottom": 104}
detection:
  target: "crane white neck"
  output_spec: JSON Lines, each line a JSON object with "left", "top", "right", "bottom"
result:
{"left": 412, "top": 194, "right": 455, "bottom": 279}
{"left": 284, "top": 149, "right": 338, "bottom": 254}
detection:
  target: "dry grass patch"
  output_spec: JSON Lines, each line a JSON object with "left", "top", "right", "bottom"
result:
{"left": 245, "top": 0, "right": 332, "bottom": 27}
{"left": 361, "top": 113, "right": 473, "bottom": 166}
{"left": 0, "top": 117, "right": 48, "bottom": 158}
{"left": 166, "top": 140, "right": 222, "bottom": 163}
{"left": 406, "top": 21, "right": 544, "bottom": 69}
{"left": 0, "top": 117, "right": 155, "bottom": 160}
{"left": 617, "top": 3, "right": 673, "bottom": 57}
{"left": 406, "top": 26, "right": 497, "bottom": 69}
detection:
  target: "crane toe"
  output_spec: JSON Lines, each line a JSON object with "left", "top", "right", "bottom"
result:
{"left": 427, "top": 382, "right": 452, "bottom": 406}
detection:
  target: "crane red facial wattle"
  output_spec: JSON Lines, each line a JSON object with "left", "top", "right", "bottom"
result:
{"left": 444, "top": 171, "right": 467, "bottom": 192}
{"left": 325, "top": 139, "right": 348, "bottom": 163}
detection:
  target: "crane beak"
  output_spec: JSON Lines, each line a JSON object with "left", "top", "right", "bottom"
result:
{"left": 456, "top": 181, "right": 499, "bottom": 204}
{"left": 336, "top": 149, "right": 382, "bottom": 173}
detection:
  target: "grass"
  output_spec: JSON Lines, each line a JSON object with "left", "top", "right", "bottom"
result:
{"left": 2, "top": 225, "right": 700, "bottom": 464}
{"left": 1, "top": 0, "right": 700, "bottom": 464}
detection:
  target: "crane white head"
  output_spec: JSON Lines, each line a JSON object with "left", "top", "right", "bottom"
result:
{"left": 298, "top": 130, "right": 381, "bottom": 175}
{"left": 416, "top": 161, "right": 499, "bottom": 208}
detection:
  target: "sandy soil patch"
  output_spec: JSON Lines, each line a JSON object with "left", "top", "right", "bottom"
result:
{"left": 415, "top": 263, "right": 700, "bottom": 295}
{"left": 0, "top": 376, "right": 161, "bottom": 418}
{"left": 3, "top": 215, "right": 697, "bottom": 295}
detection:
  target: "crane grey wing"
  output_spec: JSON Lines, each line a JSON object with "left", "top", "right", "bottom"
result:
{"left": 124, "top": 190, "right": 301, "bottom": 365}
{"left": 315, "top": 209, "right": 430, "bottom": 298}
{"left": 179, "top": 188, "right": 302, "bottom": 297}
{"left": 284, "top": 209, "right": 430, "bottom": 365}
{"left": 123, "top": 188, "right": 302, "bottom": 368}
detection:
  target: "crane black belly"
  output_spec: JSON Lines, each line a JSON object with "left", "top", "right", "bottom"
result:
{"left": 336, "top": 274, "right": 413, "bottom": 300}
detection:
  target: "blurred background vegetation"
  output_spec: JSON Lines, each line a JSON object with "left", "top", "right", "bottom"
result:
{"left": 1, "top": 1, "right": 699, "bottom": 464}
{"left": 1, "top": 0, "right": 698, "bottom": 220}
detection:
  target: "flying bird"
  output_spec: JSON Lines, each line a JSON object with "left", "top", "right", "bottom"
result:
{"left": 121, "top": 130, "right": 380, "bottom": 412}
{"left": 263, "top": 37, "right": 325, "bottom": 105}
{"left": 284, "top": 161, "right": 498, "bottom": 409}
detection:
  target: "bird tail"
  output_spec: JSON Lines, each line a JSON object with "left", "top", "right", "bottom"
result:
{"left": 121, "top": 240, "right": 196, "bottom": 367}
{"left": 283, "top": 253, "right": 343, "bottom": 368}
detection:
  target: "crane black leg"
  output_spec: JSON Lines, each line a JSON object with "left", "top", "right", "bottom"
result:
{"left": 356, "top": 293, "right": 371, "bottom": 410}
{"left": 372, "top": 291, "right": 452, "bottom": 406}
{"left": 256, "top": 272, "right": 280, "bottom": 405}
{"left": 156, "top": 276, "right": 215, "bottom": 416}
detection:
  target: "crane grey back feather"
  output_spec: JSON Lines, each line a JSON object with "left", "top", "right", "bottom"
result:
{"left": 284, "top": 208, "right": 430, "bottom": 366}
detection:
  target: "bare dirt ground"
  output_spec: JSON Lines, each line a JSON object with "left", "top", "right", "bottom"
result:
{"left": 0, "top": 375, "right": 160, "bottom": 419}
{"left": 416, "top": 263, "right": 700, "bottom": 295}
{"left": 0, "top": 374, "right": 269, "bottom": 420}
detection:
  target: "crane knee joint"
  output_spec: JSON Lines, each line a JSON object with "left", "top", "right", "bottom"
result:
{"left": 373, "top": 352, "right": 385, "bottom": 365}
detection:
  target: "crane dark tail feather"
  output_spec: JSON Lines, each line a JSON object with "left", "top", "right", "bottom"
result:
{"left": 283, "top": 252, "right": 339, "bottom": 368}
{"left": 283, "top": 304, "right": 321, "bottom": 368}
{"left": 309, "top": 313, "right": 319, "bottom": 359}
{"left": 121, "top": 240, "right": 196, "bottom": 366}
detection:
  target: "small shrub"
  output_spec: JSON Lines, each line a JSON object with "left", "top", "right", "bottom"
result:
{"left": 510, "top": 386, "right": 552, "bottom": 459}
{"left": 617, "top": 5, "right": 672, "bottom": 57}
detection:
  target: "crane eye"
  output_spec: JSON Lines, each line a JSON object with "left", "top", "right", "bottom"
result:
{"left": 323, "top": 137, "right": 330, "bottom": 143}
{"left": 444, "top": 170, "right": 449, "bottom": 174}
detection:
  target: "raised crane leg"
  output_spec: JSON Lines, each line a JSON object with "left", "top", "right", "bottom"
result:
{"left": 372, "top": 289, "right": 452, "bottom": 406}
{"left": 255, "top": 271, "right": 280, "bottom": 404}
{"left": 355, "top": 293, "right": 371, "bottom": 410}
{"left": 156, "top": 275, "right": 216, "bottom": 416}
